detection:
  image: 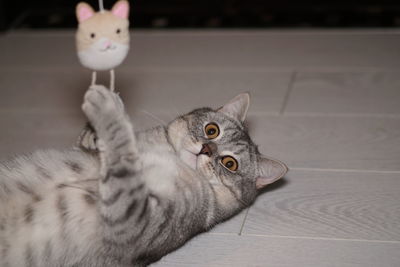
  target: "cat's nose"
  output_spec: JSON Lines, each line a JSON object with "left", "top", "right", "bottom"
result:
{"left": 199, "top": 143, "right": 216, "bottom": 157}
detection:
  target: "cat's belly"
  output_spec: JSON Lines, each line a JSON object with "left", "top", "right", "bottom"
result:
{"left": 0, "top": 180, "right": 102, "bottom": 266}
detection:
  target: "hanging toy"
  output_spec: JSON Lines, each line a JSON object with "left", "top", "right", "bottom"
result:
{"left": 75, "top": 0, "right": 130, "bottom": 91}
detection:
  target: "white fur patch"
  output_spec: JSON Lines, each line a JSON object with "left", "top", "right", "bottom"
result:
{"left": 141, "top": 151, "right": 178, "bottom": 198}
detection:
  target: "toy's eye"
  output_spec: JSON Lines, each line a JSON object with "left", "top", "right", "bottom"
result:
{"left": 116, "top": 28, "right": 121, "bottom": 34}
{"left": 90, "top": 33, "right": 96, "bottom": 39}
{"left": 205, "top": 123, "right": 220, "bottom": 139}
{"left": 221, "top": 156, "right": 238, "bottom": 171}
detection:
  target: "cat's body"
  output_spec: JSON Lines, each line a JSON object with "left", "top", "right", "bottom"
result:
{"left": 0, "top": 85, "right": 287, "bottom": 266}
{"left": 0, "top": 127, "right": 209, "bottom": 266}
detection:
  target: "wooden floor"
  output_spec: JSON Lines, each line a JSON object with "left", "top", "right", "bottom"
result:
{"left": 1, "top": 30, "right": 400, "bottom": 266}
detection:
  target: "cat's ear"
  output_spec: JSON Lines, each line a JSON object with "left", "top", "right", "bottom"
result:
{"left": 111, "top": 0, "right": 130, "bottom": 19}
{"left": 76, "top": 2, "right": 95, "bottom": 23}
{"left": 218, "top": 92, "right": 250, "bottom": 123}
{"left": 256, "top": 156, "right": 288, "bottom": 190}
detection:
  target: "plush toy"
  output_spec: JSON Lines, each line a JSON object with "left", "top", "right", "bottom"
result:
{"left": 75, "top": 0, "right": 130, "bottom": 91}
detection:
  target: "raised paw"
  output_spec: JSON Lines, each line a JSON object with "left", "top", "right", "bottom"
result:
{"left": 82, "top": 85, "right": 125, "bottom": 131}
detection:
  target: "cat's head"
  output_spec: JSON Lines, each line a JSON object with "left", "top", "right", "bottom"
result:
{"left": 167, "top": 93, "right": 288, "bottom": 206}
{"left": 75, "top": 0, "right": 130, "bottom": 71}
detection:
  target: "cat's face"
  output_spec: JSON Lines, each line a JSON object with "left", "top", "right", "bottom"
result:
{"left": 168, "top": 93, "right": 288, "bottom": 204}
{"left": 75, "top": 1, "right": 130, "bottom": 71}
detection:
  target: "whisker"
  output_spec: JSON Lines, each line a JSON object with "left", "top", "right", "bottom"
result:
{"left": 140, "top": 110, "right": 167, "bottom": 126}
{"left": 172, "top": 106, "right": 183, "bottom": 119}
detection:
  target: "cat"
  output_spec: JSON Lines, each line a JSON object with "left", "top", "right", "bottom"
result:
{"left": 76, "top": 0, "right": 130, "bottom": 90}
{"left": 0, "top": 85, "right": 288, "bottom": 266}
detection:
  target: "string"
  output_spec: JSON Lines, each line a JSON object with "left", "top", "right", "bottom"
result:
{"left": 98, "top": 0, "right": 104, "bottom": 12}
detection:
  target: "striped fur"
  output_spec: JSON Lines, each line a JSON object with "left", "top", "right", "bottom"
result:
{"left": 0, "top": 85, "right": 287, "bottom": 266}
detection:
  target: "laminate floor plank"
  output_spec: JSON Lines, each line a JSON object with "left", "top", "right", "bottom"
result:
{"left": 152, "top": 234, "right": 400, "bottom": 267}
{"left": 285, "top": 71, "right": 400, "bottom": 115}
{"left": 0, "top": 69, "right": 292, "bottom": 115}
{"left": 118, "top": 70, "right": 292, "bottom": 114}
{"left": 250, "top": 115, "right": 400, "bottom": 171}
{"left": 243, "top": 170, "right": 400, "bottom": 241}
{"left": 0, "top": 69, "right": 87, "bottom": 113}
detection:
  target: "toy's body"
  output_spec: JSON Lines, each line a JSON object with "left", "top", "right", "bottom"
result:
{"left": 76, "top": 0, "right": 130, "bottom": 91}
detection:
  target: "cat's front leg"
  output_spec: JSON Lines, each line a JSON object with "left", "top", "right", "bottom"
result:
{"left": 82, "top": 85, "right": 150, "bottom": 247}
{"left": 82, "top": 84, "right": 138, "bottom": 175}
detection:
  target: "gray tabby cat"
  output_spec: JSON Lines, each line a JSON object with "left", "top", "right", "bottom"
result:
{"left": 0, "top": 85, "right": 288, "bottom": 267}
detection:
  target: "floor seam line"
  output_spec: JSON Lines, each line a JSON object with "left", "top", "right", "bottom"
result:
{"left": 238, "top": 208, "right": 250, "bottom": 236}
{"left": 240, "top": 234, "right": 400, "bottom": 244}
{"left": 279, "top": 71, "right": 297, "bottom": 115}
{"left": 290, "top": 167, "right": 400, "bottom": 174}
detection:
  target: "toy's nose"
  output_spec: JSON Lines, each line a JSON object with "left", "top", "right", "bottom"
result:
{"left": 103, "top": 40, "right": 112, "bottom": 49}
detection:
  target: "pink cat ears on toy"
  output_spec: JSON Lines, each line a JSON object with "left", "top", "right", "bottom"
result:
{"left": 76, "top": 0, "right": 129, "bottom": 23}
{"left": 75, "top": 0, "right": 130, "bottom": 91}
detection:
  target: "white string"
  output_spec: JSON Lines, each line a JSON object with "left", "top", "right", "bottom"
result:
{"left": 91, "top": 71, "right": 97, "bottom": 85}
{"left": 110, "top": 69, "right": 115, "bottom": 91}
{"left": 98, "top": 0, "right": 104, "bottom": 11}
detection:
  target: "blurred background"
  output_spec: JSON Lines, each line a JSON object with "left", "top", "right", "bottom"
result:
{"left": 1, "top": 0, "right": 400, "bottom": 31}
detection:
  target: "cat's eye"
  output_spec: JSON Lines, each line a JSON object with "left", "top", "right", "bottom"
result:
{"left": 116, "top": 28, "right": 121, "bottom": 34}
{"left": 205, "top": 123, "right": 220, "bottom": 139}
{"left": 221, "top": 156, "right": 238, "bottom": 172}
{"left": 90, "top": 33, "right": 96, "bottom": 39}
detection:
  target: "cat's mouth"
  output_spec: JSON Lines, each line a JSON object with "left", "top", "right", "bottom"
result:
{"left": 179, "top": 142, "right": 204, "bottom": 171}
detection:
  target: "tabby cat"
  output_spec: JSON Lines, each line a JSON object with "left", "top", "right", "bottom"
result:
{"left": 0, "top": 85, "right": 288, "bottom": 266}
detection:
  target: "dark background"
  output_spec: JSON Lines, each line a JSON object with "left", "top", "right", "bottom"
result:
{"left": 1, "top": 0, "right": 400, "bottom": 31}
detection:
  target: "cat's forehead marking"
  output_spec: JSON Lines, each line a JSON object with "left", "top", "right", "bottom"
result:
{"left": 232, "top": 142, "right": 250, "bottom": 154}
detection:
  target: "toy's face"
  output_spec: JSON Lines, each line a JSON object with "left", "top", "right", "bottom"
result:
{"left": 76, "top": 1, "right": 130, "bottom": 71}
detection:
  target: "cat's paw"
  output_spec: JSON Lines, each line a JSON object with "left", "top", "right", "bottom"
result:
{"left": 82, "top": 85, "right": 124, "bottom": 129}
